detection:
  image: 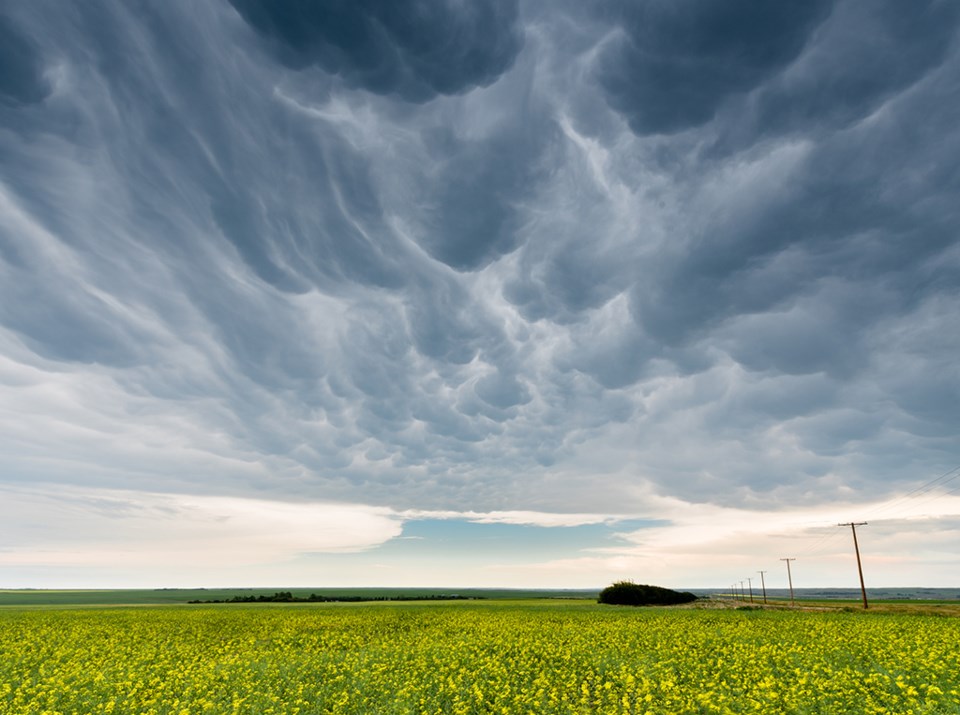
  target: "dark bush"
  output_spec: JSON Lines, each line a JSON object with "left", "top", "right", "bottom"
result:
{"left": 598, "top": 581, "right": 698, "bottom": 606}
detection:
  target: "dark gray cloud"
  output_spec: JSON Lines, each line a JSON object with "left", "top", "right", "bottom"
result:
{"left": 633, "top": 42, "right": 960, "bottom": 360}
{"left": 228, "top": 0, "right": 523, "bottom": 101}
{"left": 728, "top": 0, "right": 960, "bottom": 143}
{"left": 413, "top": 121, "right": 551, "bottom": 270}
{"left": 596, "top": 0, "right": 833, "bottom": 135}
{"left": 0, "top": 12, "right": 50, "bottom": 106}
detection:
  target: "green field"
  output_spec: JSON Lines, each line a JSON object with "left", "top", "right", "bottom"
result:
{"left": 0, "top": 587, "right": 596, "bottom": 607}
{"left": 2, "top": 600, "right": 959, "bottom": 714}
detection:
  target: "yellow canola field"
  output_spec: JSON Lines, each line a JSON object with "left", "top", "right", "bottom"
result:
{"left": 1, "top": 602, "right": 959, "bottom": 714}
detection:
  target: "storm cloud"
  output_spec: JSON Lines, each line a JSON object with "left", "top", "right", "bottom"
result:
{"left": 228, "top": 0, "right": 523, "bottom": 101}
{"left": 0, "top": 12, "right": 50, "bottom": 106}
{"left": 596, "top": 0, "right": 834, "bottom": 135}
{"left": 1, "top": 0, "right": 958, "bottom": 586}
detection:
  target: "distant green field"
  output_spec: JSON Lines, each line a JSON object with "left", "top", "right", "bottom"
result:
{"left": 0, "top": 587, "right": 598, "bottom": 607}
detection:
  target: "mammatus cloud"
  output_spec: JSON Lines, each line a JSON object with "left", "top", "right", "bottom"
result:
{"left": 228, "top": 0, "right": 523, "bottom": 101}
{"left": 595, "top": 0, "right": 834, "bottom": 135}
{"left": 0, "top": 0, "right": 958, "bottom": 586}
{"left": 731, "top": 0, "right": 960, "bottom": 142}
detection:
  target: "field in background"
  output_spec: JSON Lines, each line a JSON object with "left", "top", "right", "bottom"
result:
{"left": 2, "top": 586, "right": 958, "bottom": 607}
{"left": 2, "top": 600, "right": 960, "bottom": 714}
{"left": 0, "top": 587, "right": 597, "bottom": 607}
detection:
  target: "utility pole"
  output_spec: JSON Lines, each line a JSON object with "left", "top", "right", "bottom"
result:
{"left": 740, "top": 581, "right": 746, "bottom": 603}
{"left": 780, "top": 558, "right": 796, "bottom": 606}
{"left": 839, "top": 522, "right": 869, "bottom": 609}
{"left": 757, "top": 570, "right": 768, "bottom": 604}
{"left": 746, "top": 577, "right": 754, "bottom": 603}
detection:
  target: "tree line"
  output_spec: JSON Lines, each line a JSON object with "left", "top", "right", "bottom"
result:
{"left": 188, "top": 591, "right": 483, "bottom": 604}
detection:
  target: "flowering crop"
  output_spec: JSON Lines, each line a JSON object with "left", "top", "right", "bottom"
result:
{"left": 1, "top": 602, "right": 959, "bottom": 714}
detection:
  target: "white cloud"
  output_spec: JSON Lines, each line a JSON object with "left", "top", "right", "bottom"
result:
{"left": 401, "top": 509, "right": 622, "bottom": 528}
{"left": 0, "top": 484, "right": 402, "bottom": 569}
{"left": 1, "top": 479, "right": 957, "bottom": 588}
{"left": 483, "top": 494, "right": 960, "bottom": 589}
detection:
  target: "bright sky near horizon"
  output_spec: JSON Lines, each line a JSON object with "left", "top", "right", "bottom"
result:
{"left": 1, "top": 0, "right": 959, "bottom": 590}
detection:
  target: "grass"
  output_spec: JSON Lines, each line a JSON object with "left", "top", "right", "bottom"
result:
{"left": 721, "top": 596, "right": 960, "bottom": 618}
{"left": 0, "top": 587, "right": 598, "bottom": 607}
{"left": 5, "top": 588, "right": 959, "bottom": 618}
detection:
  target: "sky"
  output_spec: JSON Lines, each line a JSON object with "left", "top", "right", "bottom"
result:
{"left": 1, "top": 0, "right": 959, "bottom": 591}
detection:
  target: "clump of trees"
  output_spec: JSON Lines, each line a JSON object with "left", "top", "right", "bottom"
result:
{"left": 598, "top": 581, "right": 698, "bottom": 606}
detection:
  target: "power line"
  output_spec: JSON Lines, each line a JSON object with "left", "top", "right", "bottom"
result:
{"left": 883, "top": 480, "right": 960, "bottom": 520}
{"left": 797, "top": 524, "right": 846, "bottom": 557}
{"left": 860, "top": 465, "right": 960, "bottom": 521}
{"left": 892, "top": 465, "right": 960, "bottom": 500}
{"left": 794, "top": 464, "right": 960, "bottom": 560}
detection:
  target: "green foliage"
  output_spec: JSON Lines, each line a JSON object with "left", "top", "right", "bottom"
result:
{"left": 598, "top": 580, "right": 698, "bottom": 606}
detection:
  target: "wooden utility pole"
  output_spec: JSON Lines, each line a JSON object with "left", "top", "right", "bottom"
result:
{"left": 757, "top": 570, "right": 768, "bottom": 604}
{"left": 838, "top": 522, "right": 869, "bottom": 609}
{"left": 780, "top": 558, "right": 796, "bottom": 606}
{"left": 746, "top": 577, "right": 754, "bottom": 603}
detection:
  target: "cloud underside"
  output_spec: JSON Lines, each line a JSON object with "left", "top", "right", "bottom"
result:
{"left": 227, "top": 0, "right": 523, "bottom": 102}
{"left": 0, "top": 0, "right": 958, "bottom": 529}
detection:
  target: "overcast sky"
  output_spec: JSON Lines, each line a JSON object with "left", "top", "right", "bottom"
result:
{"left": 1, "top": 0, "right": 959, "bottom": 590}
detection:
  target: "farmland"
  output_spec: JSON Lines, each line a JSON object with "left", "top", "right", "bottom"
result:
{"left": 2, "top": 601, "right": 959, "bottom": 714}
{"left": 0, "top": 588, "right": 596, "bottom": 607}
